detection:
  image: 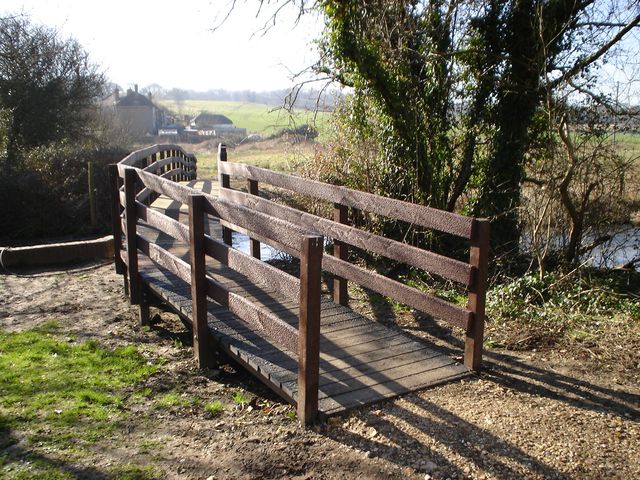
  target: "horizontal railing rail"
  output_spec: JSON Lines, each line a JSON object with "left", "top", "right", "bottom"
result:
{"left": 216, "top": 143, "right": 490, "bottom": 372}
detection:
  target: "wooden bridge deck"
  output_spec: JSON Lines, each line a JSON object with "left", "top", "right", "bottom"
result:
{"left": 137, "top": 179, "right": 470, "bottom": 416}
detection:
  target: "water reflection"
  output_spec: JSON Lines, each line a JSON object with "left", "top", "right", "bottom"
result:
{"left": 231, "top": 231, "right": 279, "bottom": 261}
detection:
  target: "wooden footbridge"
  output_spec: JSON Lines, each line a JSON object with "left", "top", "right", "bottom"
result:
{"left": 109, "top": 144, "right": 489, "bottom": 425}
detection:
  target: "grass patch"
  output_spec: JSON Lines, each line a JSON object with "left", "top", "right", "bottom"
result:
{"left": 231, "top": 391, "right": 249, "bottom": 406}
{"left": 153, "top": 392, "right": 194, "bottom": 410}
{"left": 204, "top": 401, "right": 224, "bottom": 417}
{"left": 0, "top": 322, "right": 159, "bottom": 478}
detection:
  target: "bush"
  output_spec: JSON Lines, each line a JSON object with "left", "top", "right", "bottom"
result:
{"left": 0, "top": 142, "right": 128, "bottom": 244}
{"left": 485, "top": 268, "right": 640, "bottom": 350}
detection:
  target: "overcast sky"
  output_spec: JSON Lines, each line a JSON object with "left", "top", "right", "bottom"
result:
{"left": 1, "top": 0, "right": 323, "bottom": 92}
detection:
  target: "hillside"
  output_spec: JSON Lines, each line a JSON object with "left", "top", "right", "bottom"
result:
{"left": 157, "top": 99, "right": 330, "bottom": 137}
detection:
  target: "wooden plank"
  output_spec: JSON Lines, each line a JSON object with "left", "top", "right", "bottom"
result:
{"left": 136, "top": 201, "right": 190, "bottom": 244}
{"left": 333, "top": 203, "right": 349, "bottom": 305}
{"left": 161, "top": 167, "right": 186, "bottom": 180}
{"left": 297, "top": 235, "right": 323, "bottom": 425}
{"left": 248, "top": 179, "right": 261, "bottom": 259}
{"left": 108, "top": 164, "right": 125, "bottom": 275}
{"left": 315, "top": 356, "right": 459, "bottom": 398}
{"left": 124, "top": 168, "right": 140, "bottom": 304}
{"left": 320, "top": 363, "right": 468, "bottom": 414}
{"left": 189, "top": 194, "right": 215, "bottom": 368}
{"left": 322, "top": 255, "right": 472, "bottom": 329}
{"left": 218, "top": 161, "right": 474, "bottom": 238}
{"left": 143, "top": 156, "right": 187, "bottom": 173}
{"left": 218, "top": 143, "right": 232, "bottom": 246}
{"left": 205, "top": 277, "right": 299, "bottom": 355}
{"left": 137, "top": 236, "right": 192, "bottom": 284}
{"left": 219, "top": 189, "right": 474, "bottom": 286}
{"left": 464, "top": 218, "right": 490, "bottom": 372}
{"left": 209, "top": 201, "right": 313, "bottom": 255}
{"left": 203, "top": 235, "right": 300, "bottom": 303}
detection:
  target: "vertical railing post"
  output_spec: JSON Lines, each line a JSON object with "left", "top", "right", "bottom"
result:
{"left": 124, "top": 168, "right": 141, "bottom": 305}
{"left": 298, "top": 235, "right": 323, "bottom": 426}
{"left": 108, "top": 164, "right": 125, "bottom": 276}
{"left": 218, "top": 143, "right": 232, "bottom": 246}
{"left": 464, "top": 218, "right": 490, "bottom": 372}
{"left": 248, "top": 179, "right": 261, "bottom": 259}
{"left": 158, "top": 150, "right": 165, "bottom": 175}
{"left": 333, "top": 203, "right": 349, "bottom": 305}
{"left": 189, "top": 194, "right": 215, "bottom": 368}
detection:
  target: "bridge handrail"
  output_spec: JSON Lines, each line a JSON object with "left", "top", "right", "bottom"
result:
{"left": 217, "top": 143, "right": 490, "bottom": 373}
{"left": 109, "top": 143, "right": 324, "bottom": 425}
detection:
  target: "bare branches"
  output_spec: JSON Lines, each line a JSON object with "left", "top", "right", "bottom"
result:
{"left": 548, "top": 13, "right": 640, "bottom": 89}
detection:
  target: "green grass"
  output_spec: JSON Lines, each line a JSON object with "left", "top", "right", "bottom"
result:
{"left": 153, "top": 392, "right": 194, "bottom": 410}
{"left": 157, "top": 99, "right": 330, "bottom": 137}
{"left": 230, "top": 391, "right": 249, "bottom": 406}
{"left": 0, "top": 321, "right": 159, "bottom": 479}
{"left": 204, "top": 401, "right": 224, "bottom": 417}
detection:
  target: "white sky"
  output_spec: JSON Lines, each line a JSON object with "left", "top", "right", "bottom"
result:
{"left": 1, "top": 0, "right": 324, "bottom": 91}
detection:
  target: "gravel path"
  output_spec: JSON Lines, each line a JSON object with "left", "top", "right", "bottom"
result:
{"left": 1, "top": 263, "right": 638, "bottom": 479}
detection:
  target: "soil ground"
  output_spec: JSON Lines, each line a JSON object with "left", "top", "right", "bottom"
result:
{"left": 1, "top": 262, "right": 638, "bottom": 479}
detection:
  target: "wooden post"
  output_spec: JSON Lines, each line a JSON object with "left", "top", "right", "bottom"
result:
{"left": 139, "top": 285, "right": 150, "bottom": 326}
{"left": 333, "top": 203, "right": 349, "bottom": 305}
{"left": 218, "top": 143, "right": 232, "bottom": 246}
{"left": 88, "top": 161, "right": 97, "bottom": 227}
{"left": 248, "top": 179, "right": 261, "bottom": 259}
{"left": 297, "top": 235, "right": 323, "bottom": 426}
{"left": 124, "top": 168, "right": 141, "bottom": 305}
{"left": 189, "top": 194, "right": 215, "bottom": 368}
{"left": 108, "top": 164, "right": 125, "bottom": 275}
{"left": 464, "top": 218, "right": 490, "bottom": 372}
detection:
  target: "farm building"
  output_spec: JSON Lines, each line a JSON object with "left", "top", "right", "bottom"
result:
{"left": 103, "top": 85, "right": 168, "bottom": 136}
{"left": 189, "top": 112, "right": 247, "bottom": 137}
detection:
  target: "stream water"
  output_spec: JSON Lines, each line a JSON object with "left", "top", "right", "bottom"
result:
{"left": 232, "top": 225, "right": 639, "bottom": 270}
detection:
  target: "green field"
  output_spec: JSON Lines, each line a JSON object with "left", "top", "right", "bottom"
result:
{"left": 158, "top": 99, "right": 330, "bottom": 137}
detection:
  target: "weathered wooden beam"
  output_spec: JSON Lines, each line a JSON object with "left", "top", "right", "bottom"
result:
{"left": 333, "top": 203, "right": 349, "bottom": 306}
{"left": 464, "top": 219, "right": 490, "bottom": 372}
{"left": 124, "top": 168, "right": 141, "bottom": 304}
{"left": 248, "top": 178, "right": 261, "bottom": 259}
{"left": 323, "top": 255, "right": 472, "bottom": 330}
{"left": 218, "top": 161, "right": 475, "bottom": 238}
{"left": 205, "top": 277, "right": 299, "bottom": 355}
{"left": 108, "top": 164, "right": 125, "bottom": 275}
{"left": 218, "top": 143, "right": 232, "bottom": 246}
{"left": 297, "top": 235, "right": 323, "bottom": 426}
{"left": 220, "top": 188, "right": 474, "bottom": 286}
{"left": 189, "top": 194, "right": 216, "bottom": 368}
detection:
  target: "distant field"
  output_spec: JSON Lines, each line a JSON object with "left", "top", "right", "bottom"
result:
{"left": 158, "top": 99, "right": 330, "bottom": 137}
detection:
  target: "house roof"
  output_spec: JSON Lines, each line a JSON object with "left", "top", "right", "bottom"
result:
{"left": 116, "top": 90, "right": 155, "bottom": 108}
{"left": 192, "top": 112, "right": 233, "bottom": 125}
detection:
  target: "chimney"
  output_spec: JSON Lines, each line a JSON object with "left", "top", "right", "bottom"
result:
{"left": 134, "top": 84, "right": 138, "bottom": 93}
{"left": 114, "top": 88, "right": 119, "bottom": 101}
{"left": 147, "top": 92, "right": 152, "bottom": 101}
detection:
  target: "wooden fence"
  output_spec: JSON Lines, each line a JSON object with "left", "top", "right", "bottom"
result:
{"left": 110, "top": 143, "right": 490, "bottom": 424}
{"left": 110, "top": 144, "right": 326, "bottom": 424}
{"left": 216, "top": 143, "right": 490, "bottom": 372}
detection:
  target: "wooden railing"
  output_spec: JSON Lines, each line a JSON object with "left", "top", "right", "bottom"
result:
{"left": 109, "top": 144, "right": 325, "bottom": 424}
{"left": 217, "top": 143, "right": 490, "bottom": 372}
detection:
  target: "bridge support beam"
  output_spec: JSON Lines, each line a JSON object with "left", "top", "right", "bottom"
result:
{"left": 189, "top": 194, "right": 216, "bottom": 369}
{"left": 297, "top": 235, "right": 323, "bottom": 426}
{"left": 464, "top": 219, "right": 490, "bottom": 372}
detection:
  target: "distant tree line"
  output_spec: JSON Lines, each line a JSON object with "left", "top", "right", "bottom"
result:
{"left": 134, "top": 84, "right": 342, "bottom": 112}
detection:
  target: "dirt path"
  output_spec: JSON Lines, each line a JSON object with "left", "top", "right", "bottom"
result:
{"left": 1, "top": 263, "right": 638, "bottom": 479}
